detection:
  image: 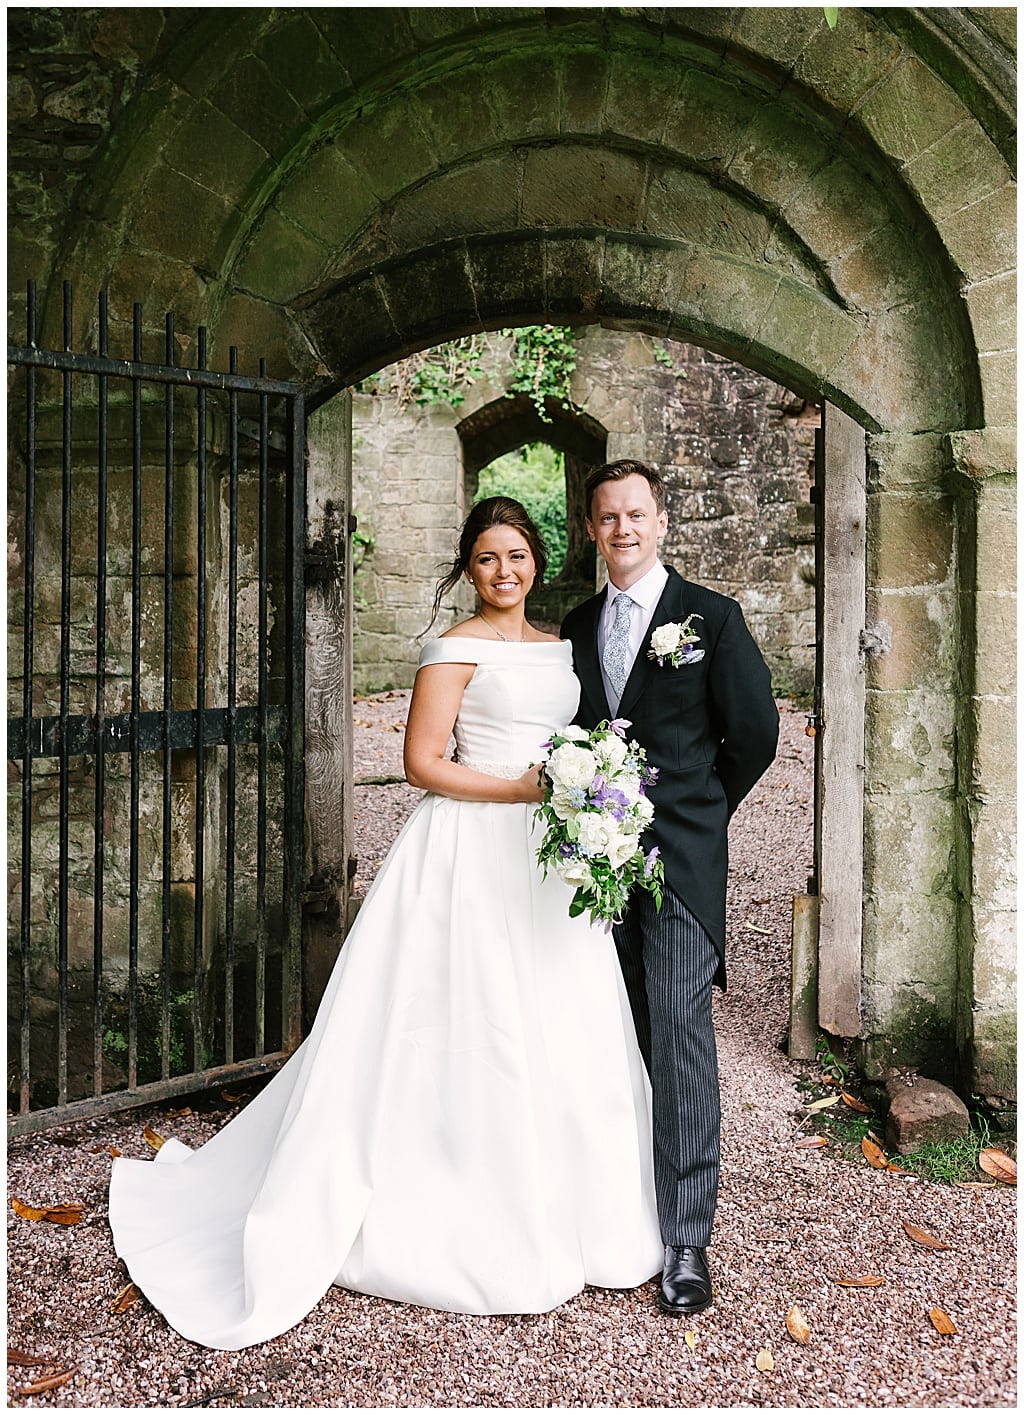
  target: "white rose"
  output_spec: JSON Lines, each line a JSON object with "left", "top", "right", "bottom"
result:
{"left": 556, "top": 859, "right": 593, "bottom": 888}
{"left": 650, "top": 623, "right": 683, "bottom": 655}
{"left": 550, "top": 792, "right": 578, "bottom": 822}
{"left": 559, "top": 725, "right": 589, "bottom": 741}
{"left": 606, "top": 829, "right": 641, "bottom": 869}
{"left": 596, "top": 734, "right": 628, "bottom": 770}
{"left": 576, "top": 812, "right": 614, "bottom": 856}
{"left": 634, "top": 794, "right": 654, "bottom": 825}
{"left": 546, "top": 743, "right": 596, "bottom": 792}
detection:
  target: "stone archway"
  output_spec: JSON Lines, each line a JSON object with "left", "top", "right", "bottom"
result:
{"left": 9, "top": 7, "right": 1016, "bottom": 1099}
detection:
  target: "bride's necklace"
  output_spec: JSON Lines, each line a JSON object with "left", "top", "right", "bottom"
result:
{"left": 478, "top": 612, "right": 526, "bottom": 643}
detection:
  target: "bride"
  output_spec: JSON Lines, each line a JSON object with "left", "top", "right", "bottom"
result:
{"left": 108, "top": 497, "right": 662, "bottom": 1350}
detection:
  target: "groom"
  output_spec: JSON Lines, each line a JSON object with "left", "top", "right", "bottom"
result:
{"left": 561, "top": 460, "right": 779, "bottom": 1316}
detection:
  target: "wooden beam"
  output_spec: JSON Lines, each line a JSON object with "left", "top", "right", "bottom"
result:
{"left": 817, "top": 402, "right": 867, "bottom": 1037}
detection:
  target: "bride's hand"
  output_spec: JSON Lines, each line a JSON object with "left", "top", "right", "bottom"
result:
{"left": 515, "top": 763, "right": 547, "bottom": 804}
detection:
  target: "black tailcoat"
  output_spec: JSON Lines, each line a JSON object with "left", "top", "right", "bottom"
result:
{"left": 561, "top": 566, "right": 780, "bottom": 987}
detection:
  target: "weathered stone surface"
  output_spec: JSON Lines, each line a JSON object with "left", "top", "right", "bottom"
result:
{"left": 856, "top": 55, "right": 967, "bottom": 165}
{"left": 867, "top": 493, "right": 955, "bottom": 589}
{"left": 792, "top": 8, "right": 903, "bottom": 114}
{"left": 939, "top": 183, "right": 1018, "bottom": 281}
{"left": 884, "top": 1074, "right": 970, "bottom": 1150}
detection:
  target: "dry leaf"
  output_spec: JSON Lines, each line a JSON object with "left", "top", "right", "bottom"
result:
{"left": 861, "top": 1137, "right": 887, "bottom": 1169}
{"left": 886, "top": 1161, "right": 915, "bottom": 1175}
{"left": 110, "top": 1281, "right": 140, "bottom": 1315}
{"left": 142, "top": 1125, "right": 165, "bottom": 1152}
{"left": 7, "top": 1350, "right": 47, "bottom": 1366}
{"left": 744, "top": 921, "right": 771, "bottom": 935}
{"left": 805, "top": 1095, "right": 841, "bottom": 1113}
{"left": 821, "top": 1074, "right": 842, "bottom": 1087}
{"left": 19, "top": 1368, "right": 77, "bottom": 1396}
{"left": 835, "top": 1273, "right": 885, "bottom": 1287}
{"left": 786, "top": 1305, "right": 810, "bottom": 1344}
{"left": 220, "top": 1090, "right": 242, "bottom": 1103}
{"left": 794, "top": 1135, "right": 828, "bottom": 1149}
{"left": 166, "top": 1106, "right": 192, "bottom": 1119}
{"left": 841, "top": 1091, "right": 872, "bottom": 1114}
{"left": 902, "top": 1219, "right": 950, "bottom": 1251}
{"left": 978, "top": 1147, "right": 1017, "bottom": 1185}
{"left": 684, "top": 1331, "right": 697, "bottom": 1352}
{"left": 929, "top": 1307, "right": 957, "bottom": 1335}
{"left": 109, "top": 1145, "right": 121, "bottom": 1158}
{"left": 755, "top": 1348, "right": 775, "bottom": 1372}
{"left": 11, "top": 1197, "right": 83, "bottom": 1225}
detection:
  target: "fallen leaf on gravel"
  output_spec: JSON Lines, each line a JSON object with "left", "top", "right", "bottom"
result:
{"left": 18, "top": 1368, "right": 77, "bottom": 1396}
{"left": 929, "top": 1307, "right": 957, "bottom": 1335}
{"left": 8, "top": 1350, "right": 47, "bottom": 1366}
{"left": 110, "top": 1281, "right": 141, "bottom": 1314}
{"left": 805, "top": 1095, "right": 841, "bottom": 1113}
{"left": 794, "top": 1135, "right": 828, "bottom": 1149}
{"left": 143, "top": 1125, "right": 166, "bottom": 1151}
{"left": 835, "top": 1273, "right": 885, "bottom": 1287}
{"left": 11, "top": 1198, "right": 83, "bottom": 1225}
{"left": 109, "top": 1145, "right": 121, "bottom": 1158}
{"left": 744, "top": 921, "right": 771, "bottom": 935}
{"left": 684, "top": 1331, "right": 697, "bottom": 1352}
{"left": 166, "top": 1106, "right": 192, "bottom": 1118}
{"left": 755, "top": 1349, "right": 775, "bottom": 1372}
{"left": 220, "top": 1091, "right": 242, "bottom": 1103}
{"left": 902, "top": 1219, "right": 950, "bottom": 1251}
{"left": 821, "top": 1074, "right": 842, "bottom": 1087}
{"left": 978, "top": 1148, "right": 1016, "bottom": 1185}
{"left": 956, "top": 1180, "right": 996, "bottom": 1189}
{"left": 861, "top": 1137, "right": 888, "bottom": 1168}
{"left": 886, "top": 1161, "right": 915, "bottom": 1175}
{"left": 786, "top": 1306, "right": 810, "bottom": 1344}
{"left": 841, "top": 1091, "right": 872, "bottom": 1114}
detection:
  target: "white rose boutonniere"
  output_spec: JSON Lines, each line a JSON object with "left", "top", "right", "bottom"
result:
{"left": 648, "top": 612, "right": 705, "bottom": 668}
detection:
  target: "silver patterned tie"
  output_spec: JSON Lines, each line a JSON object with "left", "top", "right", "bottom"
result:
{"left": 603, "top": 591, "right": 633, "bottom": 706}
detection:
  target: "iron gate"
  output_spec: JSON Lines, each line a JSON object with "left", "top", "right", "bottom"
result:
{"left": 8, "top": 281, "right": 306, "bottom": 1135}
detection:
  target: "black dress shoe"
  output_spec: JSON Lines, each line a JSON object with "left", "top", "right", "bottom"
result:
{"left": 656, "top": 1244, "right": 713, "bottom": 1316}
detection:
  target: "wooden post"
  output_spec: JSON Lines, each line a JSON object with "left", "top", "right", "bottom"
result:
{"left": 789, "top": 894, "right": 820, "bottom": 1060}
{"left": 817, "top": 403, "right": 866, "bottom": 1037}
{"left": 302, "top": 393, "right": 354, "bottom": 1029}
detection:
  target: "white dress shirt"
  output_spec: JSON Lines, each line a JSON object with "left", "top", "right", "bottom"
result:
{"left": 598, "top": 560, "right": 669, "bottom": 711}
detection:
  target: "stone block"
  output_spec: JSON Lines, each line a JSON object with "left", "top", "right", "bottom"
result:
{"left": 559, "top": 48, "right": 609, "bottom": 134}
{"left": 599, "top": 236, "right": 688, "bottom": 334}
{"left": 727, "top": 6, "right": 823, "bottom": 75}
{"left": 377, "top": 245, "right": 478, "bottom": 347}
{"left": 791, "top": 7, "right": 902, "bottom": 114}
{"left": 252, "top": 12, "right": 344, "bottom": 120}
{"left": 905, "top": 122, "right": 1011, "bottom": 223}
{"left": 971, "top": 1009, "right": 1017, "bottom": 1105}
{"left": 522, "top": 145, "right": 646, "bottom": 228}
{"left": 390, "top": 159, "right": 519, "bottom": 251}
{"left": 232, "top": 210, "right": 330, "bottom": 306}
{"left": 543, "top": 233, "right": 606, "bottom": 321}
{"left": 413, "top": 68, "right": 502, "bottom": 166}
{"left": 129, "top": 166, "right": 231, "bottom": 271}
{"left": 603, "top": 49, "right": 680, "bottom": 145}
{"left": 867, "top": 493, "right": 954, "bottom": 589}
{"left": 864, "top": 689, "right": 955, "bottom": 794}
{"left": 864, "top": 589, "right": 953, "bottom": 692}
{"left": 938, "top": 184, "right": 1017, "bottom": 282}
{"left": 884, "top": 1074, "right": 969, "bottom": 1151}
{"left": 970, "top": 693, "right": 1017, "bottom": 797}
{"left": 662, "top": 68, "right": 751, "bottom": 166}
{"left": 727, "top": 100, "right": 832, "bottom": 211}
{"left": 275, "top": 143, "right": 376, "bottom": 246}
{"left": 672, "top": 249, "right": 780, "bottom": 354}
{"left": 485, "top": 50, "right": 560, "bottom": 141}
{"left": 314, "top": 8, "right": 416, "bottom": 87}
{"left": 969, "top": 805, "right": 1017, "bottom": 916}
{"left": 831, "top": 221, "right": 931, "bottom": 314}
{"left": 973, "top": 592, "right": 1016, "bottom": 696}
{"left": 750, "top": 279, "right": 861, "bottom": 392}
{"left": 829, "top": 313, "right": 966, "bottom": 433}
{"left": 783, "top": 155, "right": 892, "bottom": 262}
{"left": 466, "top": 233, "right": 545, "bottom": 323}
{"left": 164, "top": 100, "right": 268, "bottom": 204}
{"left": 856, "top": 57, "right": 966, "bottom": 167}
{"left": 977, "top": 350, "right": 1017, "bottom": 429}
{"left": 863, "top": 789, "right": 955, "bottom": 897}
{"left": 335, "top": 93, "right": 437, "bottom": 203}
{"left": 865, "top": 433, "right": 947, "bottom": 493}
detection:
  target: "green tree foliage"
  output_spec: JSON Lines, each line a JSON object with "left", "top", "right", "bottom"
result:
{"left": 476, "top": 442, "right": 567, "bottom": 580}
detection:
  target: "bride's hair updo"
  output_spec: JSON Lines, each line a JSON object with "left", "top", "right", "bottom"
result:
{"left": 427, "top": 496, "right": 549, "bottom": 630}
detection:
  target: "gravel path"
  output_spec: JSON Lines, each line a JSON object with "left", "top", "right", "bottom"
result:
{"left": 7, "top": 701, "right": 1016, "bottom": 1407}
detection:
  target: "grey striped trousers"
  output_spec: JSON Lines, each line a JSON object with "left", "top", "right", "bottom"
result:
{"left": 613, "top": 887, "right": 720, "bottom": 1248}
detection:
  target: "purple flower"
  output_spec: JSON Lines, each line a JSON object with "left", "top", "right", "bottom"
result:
{"left": 608, "top": 718, "right": 631, "bottom": 737}
{"left": 539, "top": 737, "right": 554, "bottom": 752}
{"left": 644, "top": 846, "right": 661, "bottom": 878}
{"left": 558, "top": 842, "right": 577, "bottom": 859}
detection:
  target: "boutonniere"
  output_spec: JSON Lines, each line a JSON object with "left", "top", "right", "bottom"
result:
{"left": 647, "top": 613, "right": 704, "bottom": 668}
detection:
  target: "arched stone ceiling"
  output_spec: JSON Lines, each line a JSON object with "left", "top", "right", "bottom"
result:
{"left": 54, "top": 7, "right": 1014, "bottom": 434}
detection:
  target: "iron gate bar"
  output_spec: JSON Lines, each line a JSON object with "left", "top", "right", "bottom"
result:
{"left": 129, "top": 303, "right": 143, "bottom": 1092}
{"left": 9, "top": 279, "right": 307, "bottom": 1134}
{"left": 161, "top": 312, "right": 175, "bottom": 1080}
{"left": 58, "top": 281, "right": 73, "bottom": 1107}
{"left": 195, "top": 326, "right": 208, "bottom": 1081}
{"left": 93, "top": 291, "right": 109, "bottom": 1098}
{"left": 19, "top": 284, "right": 37, "bottom": 1117}
{"left": 256, "top": 359, "right": 270, "bottom": 1057}
{"left": 7, "top": 704, "right": 287, "bottom": 760}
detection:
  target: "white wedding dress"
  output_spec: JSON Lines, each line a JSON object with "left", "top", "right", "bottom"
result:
{"left": 108, "top": 638, "right": 662, "bottom": 1349}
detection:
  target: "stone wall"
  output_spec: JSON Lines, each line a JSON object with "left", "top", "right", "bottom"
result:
{"left": 351, "top": 327, "right": 817, "bottom": 694}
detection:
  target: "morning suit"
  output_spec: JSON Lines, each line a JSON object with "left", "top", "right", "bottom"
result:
{"left": 562, "top": 564, "right": 779, "bottom": 1246}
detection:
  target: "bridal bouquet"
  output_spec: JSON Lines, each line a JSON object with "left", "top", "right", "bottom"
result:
{"left": 535, "top": 719, "right": 664, "bottom": 927}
